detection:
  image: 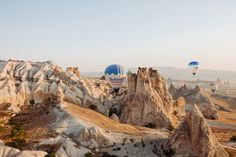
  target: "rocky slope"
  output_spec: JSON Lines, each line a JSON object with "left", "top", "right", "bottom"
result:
{"left": 0, "top": 61, "right": 171, "bottom": 156}
{"left": 0, "top": 60, "right": 118, "bottom": 116}
{"left": 0, "top": 93, "right": 168, "bottom": 157}
{"left": 164, "top": 104, "right": 229, "bottom": 157}
{"left": 0, "top": 60, "right": 230, "bottom": 157}
{"left": 170, "top": 84, "right": 219, "bottom": 119}
{"left": 0, "top": 143, "right": 47, "bottom": 157}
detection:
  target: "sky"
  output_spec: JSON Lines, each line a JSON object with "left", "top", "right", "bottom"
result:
{"left": 0, "top": 0, "right": 236, "bottom": 72}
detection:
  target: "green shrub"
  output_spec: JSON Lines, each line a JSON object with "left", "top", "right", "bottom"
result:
{"left": 44, "top": 153, "right": 56, "bottom": 157}
{"left": 102, "top": 152, "right": 118, "bottom": 157}
{"left": 230, "top": 135, "right": 236, "bottom": 142}
{"left": 112, "top": 147, "right": 121, "bottom": 151}
{"left": 145, "top": 123, "right": 156, "bottom": 128}
{"left": 109, "top": 108, "right": 118, "bottom": 117}
{"left": 0, "top": 125, "right": 5, "bottom": 132}
{"left": 168, "top": 124, "right": 175, "bottom": 131}
{"left": 8, "top": 119, "right": 17, "bottom": 125}
{"left": 89, "top": 105, "right": 97, "bottom": 111}
{"left": 7, "top": 138, "right": 26, "bottom": 149}
{"left": 163, "top": 148, "right": 175, "bottom": 157}
{"left": 84, "top": 152, "right": 93, "bottom": 157}
{"left": 30, "top": 99, "right": 35, "bottom": 105}
{"left": 10, "top": 125, "right": 25, "bottom": 139}
{"left": 130, "top": 138, "right": 135, "bottom": 143}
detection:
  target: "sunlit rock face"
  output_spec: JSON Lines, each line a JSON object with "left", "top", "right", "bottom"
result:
{"left": 121, "top": 67, "right": 174, "bottom": 128}
{"left": 0, "top": 60, "right": 116, "bottom": 116}
{"left": 170, "top": 85, "right": 219, "bottom": 119}
{"left": 172, "top": 97, "right": 186, "bottom": 119}
{"left": 66, "top": 67, "right": 81, "bottom": 78}
{"left": 0, "top": 60, "right": 229, "bottom": 157}
{"left": 164, "top": 105, "right": 229, "bottom": 157}
{"left": 0, "top": 145, "right": 47, "bottom": 157}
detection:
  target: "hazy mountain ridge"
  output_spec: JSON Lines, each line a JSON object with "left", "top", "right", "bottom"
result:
{"left": 82, "top": 66, "right": 236, "bottom": 83}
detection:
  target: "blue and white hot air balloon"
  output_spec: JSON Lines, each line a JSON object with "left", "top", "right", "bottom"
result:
{"left": 104, "top": 64, "right": 126, "bottom": 93}
{"left": 188, "top": 61, "right": 200, "bottom": 76}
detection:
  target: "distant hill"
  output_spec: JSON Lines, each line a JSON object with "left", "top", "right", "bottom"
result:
{"left": 82, "top": 66, "right": 236, "bottom": 83}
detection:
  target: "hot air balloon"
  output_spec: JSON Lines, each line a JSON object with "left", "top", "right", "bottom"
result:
{"left": 210, "top": 82, "right": 218, "bottom": 93}
{"left": 188, "top": 61, "right": 200, "bottom": 76}
{"left": 104, "top": 64, "right": 126, "bottom": 93}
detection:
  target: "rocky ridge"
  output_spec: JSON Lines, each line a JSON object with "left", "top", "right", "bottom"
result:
{"left": 0, "top": 60, "right": 116, "bottom": 116}
{"left": 170, "top": 84, "right": 219, "bottom": 119}
{"left": 0, "top": 60, "right": 230, "bottom": 157}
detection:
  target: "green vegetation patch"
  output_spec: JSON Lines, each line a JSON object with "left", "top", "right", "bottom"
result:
{"left": 6, "top": 138, "right": 26, "bottom": 149}
{"left": 101, "top": 152, "right": 118, "bottom": 157}
{"left": 10, "top": 125, "right": 25, "bottom": 139}
{"left": 84, "top": 152, "right": 93, "bottom": 157}
{"left": 0, "top": 125, "right": 5, "bottom": 132}
{"left": 45, "top": 153, "right": 56, "bottom": 157}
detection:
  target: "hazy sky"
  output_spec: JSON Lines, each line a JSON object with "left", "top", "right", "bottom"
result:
{"left": 0, "top": 0, "right": 236, "bottom": 72}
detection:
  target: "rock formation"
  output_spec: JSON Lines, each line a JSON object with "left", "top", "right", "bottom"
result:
{"left": 0, "top": 60, "right": 114, "bottom": 116}
{"left": 120, "top": 67, "right": 174, "bottom": 128}
{"left": 172, "top": 97, "right": 186, "bottom": 119}
{"left": 66, "top": 67, "right": 81, "bottom": 78}
{"left": 0, "top": 145, "right": 47, "bottom": 157}
{"left": 0, "top": 60, "right": 231, "bottom": 157}
{"left": 56, "top": 139, "right": 91, "bottom": 157}
{"left": 110, "top": 113, "right": 120, "bottom": 122}
{"left": 164, "top": 105, "right": 229, "bottom": 157}
{"left": 170, "top": 85, "right": 219, "bottom": 119}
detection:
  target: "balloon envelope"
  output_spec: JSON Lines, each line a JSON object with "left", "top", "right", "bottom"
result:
{"left": 104, "top": 64, "right": 126, "bottom": 92}
{"left": 188, "top": 61, "right": 200, "bottom": 76}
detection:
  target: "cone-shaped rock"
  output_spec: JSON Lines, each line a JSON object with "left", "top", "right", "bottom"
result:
{"left": 164, "top": 104, "right": 229, "bottom": 157}
{"left": 121, "top": 67, "right": 174, "bottom": 128}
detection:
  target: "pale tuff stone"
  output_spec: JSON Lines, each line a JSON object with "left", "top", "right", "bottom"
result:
{"left": 164, "top": 105, "right": 228, "bottom": 157}
{"left": 121, "top": 67, "right": 174, "bottom": 128}
{"left": 170, "top": 85, "right": 219, "bottom": 119}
